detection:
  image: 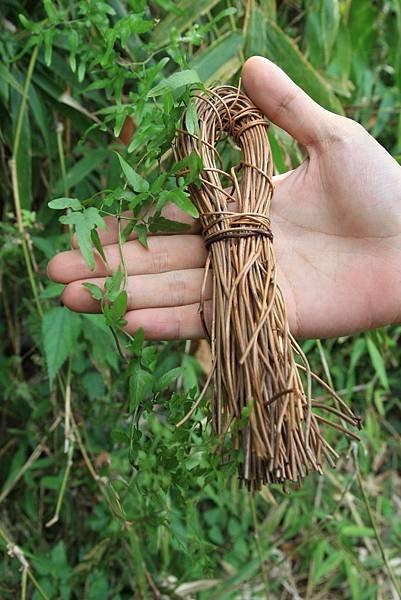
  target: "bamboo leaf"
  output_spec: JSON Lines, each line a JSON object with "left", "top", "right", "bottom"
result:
{"left": 366, "top": 337, "right": 389, "bottom": 390}
{"left": 263, "top": 20, "right": 344, "bottom": 114}
{"left": 190, "top": 31, "right": 243, "bottom": 84}
{"left": 53, "top": 149, "right": 109, "bottom": 195}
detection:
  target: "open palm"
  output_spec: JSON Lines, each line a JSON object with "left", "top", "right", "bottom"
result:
{"left": 48, "top": 56, "right": 401, "bottom": 339}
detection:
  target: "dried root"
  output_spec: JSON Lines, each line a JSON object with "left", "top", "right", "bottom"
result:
{"left": 174, "top": 85, "right": 361, "bottom": 490}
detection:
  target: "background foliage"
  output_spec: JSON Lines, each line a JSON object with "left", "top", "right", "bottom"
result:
{"left": 1, "top": 0, "right": 401, "bottom": 598}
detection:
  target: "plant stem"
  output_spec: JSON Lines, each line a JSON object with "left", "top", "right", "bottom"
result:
{"left": 0, "top": 522, "right": 50, "bottom": 600}
{"left": 10, "top": 43, "right": 42, "bottom": 318}
{"left": 45, "top": 440, "right": 75, "bottom": 528}
{"left": 70, "top": 411, "right": 150, "bottom": 596}
{"left": 128, "top": 525, "right": 148, "bottom": 598}
{"left": 249, "top": 493, "right": 270, "bottom": 599}
{"left": 0, "top": 418, "right": 60, "bottom": 505}
{"left": 352, "top": 447, "right": 401, "bottom": 596}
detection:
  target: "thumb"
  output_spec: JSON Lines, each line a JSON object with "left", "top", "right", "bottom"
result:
{"left": 241, "top": 56, "right": 338, "bottom": 148}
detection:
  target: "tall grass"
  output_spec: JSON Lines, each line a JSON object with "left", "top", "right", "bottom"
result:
{"left": 1, "top": 1, "right": 401, "bottom": 598}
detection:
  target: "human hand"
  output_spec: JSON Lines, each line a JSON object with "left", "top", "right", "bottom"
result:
{"left": 47, "top": 56, "right": 401, "bottom": 339}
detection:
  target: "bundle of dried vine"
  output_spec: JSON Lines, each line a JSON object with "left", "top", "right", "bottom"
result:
{"left": 174, "top": 85, "right": 361, "bottom": 490}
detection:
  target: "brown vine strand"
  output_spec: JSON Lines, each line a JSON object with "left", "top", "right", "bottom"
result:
{"left": 174, "top": 84, "right": 362, "bottom": 491}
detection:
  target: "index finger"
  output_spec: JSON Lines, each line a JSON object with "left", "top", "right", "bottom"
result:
{"left": 72, "top": 202, "right": 201, "bottom": 248}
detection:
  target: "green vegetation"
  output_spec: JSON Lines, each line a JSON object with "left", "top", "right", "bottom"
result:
{"left": 1, "top": 0, "right": 401, "bottom": 598}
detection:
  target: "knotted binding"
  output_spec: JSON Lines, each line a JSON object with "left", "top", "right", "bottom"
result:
{"left": 174, "top": 85, "right": 361, "bottom": 490}
{"left": 203, "top": 212, "right": 273, "bottom": 247}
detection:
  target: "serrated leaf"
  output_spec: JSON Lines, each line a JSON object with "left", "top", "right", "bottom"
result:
{"left": 48, "top": 197, "right": 81, "bottom": 211}
{"left": 42, "top": 307, "right": 81, "bottom": 384}
{"left": 115, "top": 153, "right": 149, "bottom": 193}
{"left": 60, "top": 207, "right": 106, "bottom": 270}
{"left": 154, "top": 367, "right": 182, "bottom": 393}
{"left": 129, "top": 364, "right": 154, "bottom": 412}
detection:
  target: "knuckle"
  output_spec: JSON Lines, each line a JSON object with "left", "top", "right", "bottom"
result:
{"left": 330, "top": 114, "right": 365, "bottom": 140}
{"left": 315, "top": 113, "right": 366, "bottom": 151}
{"left": 151, "top": 249, "right": 169, "bottom": 273}
{"left": 172, "top": 311, "right": 182, "bottom": 339}
{"left": 168, "top": 272, "right": 187, "bottom": 305}
{"left": 275, "top": 90, "right": 298, "bottom": 120}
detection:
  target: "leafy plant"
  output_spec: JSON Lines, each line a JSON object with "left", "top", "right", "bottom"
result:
{"left": 1, "top": 1, "right": 401, "bottom": 598}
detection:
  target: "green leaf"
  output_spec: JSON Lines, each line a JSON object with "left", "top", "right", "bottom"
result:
{"left": 0, "top": 64, "right": 23, "bottom": 95}
{"left": 148, "top": 69, "right": 201, "bottom": 97}
{"left": 40, "top": 282, "right": 65, "bottom": 299}
{"left": 245, "top": 7, "right": 266, "bottom": 58}
{"left": 129, "top": 364, "right": 154, "bottom": 412}
{"left": 366, "top": 336, "right": 389, "bottom": 390}
{"left": 157, "top": 189, "right": 198, "bottom": 218}
{"left": 60, "top": 208, "right": 106, "bottom": 270}
{"left": 185, "top": 97, "right": 200, "bottom": 137}
{"left": 154, "top": 367, "right": 182, "bottom": 393}
{"left": 11, "top": 78, "right": 32, "bottom": 208}
{"left": 191, "top": 31, "right": 243, "bottom": 83}
{"left": 341, "top": 525, "right": 375, "bottom": 537}
{"left": 109, "top": 290, "right": 128, "bottom": 322}
{"left": 151, "top": 0, "right": 221, "bottom": 47}
{"left": 104, "top": 267, "right": 123, "bottom": 302}
{"left": 268, "top": 128, "right": 286, "bottom": 174}
{"left": 91, "top": 228, "right": 107, "bottom": 264}
{"left": 48, "top": 197, "right": 81, "bottom": 211}
{"left": 134, "top": 223, "right": 148, "bottom": 248}
{"left": 321, "top": 0, "right": 340, "bottom": 64}
{"left": 51, "top": 541, "right": 68, "bottom": 571}
{"left": 121, "top": 219, "right": 136, "bottom": 243}
{"left": 53, "top": 149, "right": 109, "bottom": 195}
{"left": 83, "top": 283, "right": 103, "bottom": 301}
{"left": 42, "top": 307, "right": 81, "bottom": 383}
{"left": 148, "top": 215, "right": 191, "bottom": 233}
{"left": 130, "top": 328, "right": 145, "bottom": 357}
{"left": 115, "top": 153, "right": 149, "bottom": 193}
{"left": 182, "top": 355, "right": 201, "bottom": 393}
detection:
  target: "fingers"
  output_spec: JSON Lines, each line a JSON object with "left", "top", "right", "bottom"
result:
{"left": 47, "top": 235, "right": 207, "bottom": 283}
{"left": 124, "top": 301, "right": 212, "bottom": 340}
{"left": 62, "top": 268, "right": 212, "bottom": 312}
{"left": 73, "top": 204, "right": 200, "bottom": 248}
{"left": 241, "top": 56, "right": 338, "bottom": 148}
